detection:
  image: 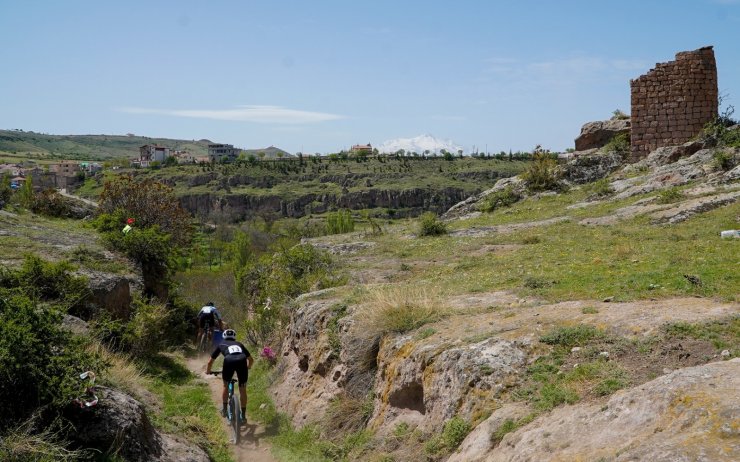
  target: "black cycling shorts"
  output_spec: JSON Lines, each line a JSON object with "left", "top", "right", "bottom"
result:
{"left": 222, "top": 357, "right": 248, "bottom": 386}
{"left": 199, "top": 313, "right": 215, "bottom": 329}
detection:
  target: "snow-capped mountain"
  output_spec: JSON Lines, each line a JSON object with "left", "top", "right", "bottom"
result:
{"left": 377, "top": 134, "right": 462, "bottom": 155}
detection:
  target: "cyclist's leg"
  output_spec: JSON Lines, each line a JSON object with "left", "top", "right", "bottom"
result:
{"left": 235, "top": 362, "right": 249, "bottom": 419}
{"left": 222, "top": 360, "right": 236, "bottom": 415}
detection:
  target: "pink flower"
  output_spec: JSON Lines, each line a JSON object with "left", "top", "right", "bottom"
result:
{"left": 260, "top": 346, "right": 276, "bottom": 362}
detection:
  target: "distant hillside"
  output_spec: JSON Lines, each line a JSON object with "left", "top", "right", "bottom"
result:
{"left": 0, "top": 129, "right": 212, "bottom": 160}
{"left": 241, "top": 146, "right": 293, "bottom": 158}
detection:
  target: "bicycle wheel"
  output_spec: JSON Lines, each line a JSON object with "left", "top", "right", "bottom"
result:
{"left": 230, "top": 392, "right": 240, "bottom": 444}
{"left": 198, "top": 332, "right": 208, "bottom": 353}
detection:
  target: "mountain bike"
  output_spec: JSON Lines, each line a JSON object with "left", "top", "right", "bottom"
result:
{"left": 209, "top": 371, "right": 242, "bottom": 444}
{"left": 198, "top": 321, "right": 213, "bottom": 353}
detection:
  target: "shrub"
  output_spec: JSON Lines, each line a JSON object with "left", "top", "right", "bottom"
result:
{"left": 582, "top": 178, "right": 614, "bottom": 199}
{"left": 236, "top": 243, "right": 343, "bottom": 345}
{"left": 521, "top": 146, "right": 562, "bottom": 192}
{"left": 30, "top": 189, "right": 72, "bottom": 217}
{"left": 478, "top": 186, "right": 521, "bottom": 213}
{"left": 0, "top": 173, "right": 11, "bottom": 209}
{"left": 601, "top": 133, "right": 630, "bottom": 155}
{"left": 425, "top": 417, "right": 471, "bottom": 455}
{"left": 540, "top": 325, "right": 605, "bottom": 347}
{"left": 326, "top": 209, "right": 355, "bottom": 234}
{"left": 418, "top": 212, "right": 447, "bottom": 236}
{"left": 701, "top": 103, "right": 740, "bottom": 148}
{"left": 0, "top": 290, "right": 103, "bottom": 429}
{"left": 0, "top": 255, "right": 89, "bottom": 314}
{"left": 713, "top": 150, "right": 737, "bottom": 171}
{"left": 611, "top": 109, "right": 629, "bottom": 120}
{"left": 354, "top": 286, "right": 444, "bottom": 340}
{"left": 655, "top": 187, "right": 684, "bottom": 204}
{"left": 97, "top": 175, "right": 192, "bottom": 247}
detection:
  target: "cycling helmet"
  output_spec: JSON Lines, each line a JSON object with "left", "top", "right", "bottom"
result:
{"left": 206, "top": 301, "right": 215, "bottom": 307}
{"left": 223, "top": 329, "right": 236, "bottom": 340}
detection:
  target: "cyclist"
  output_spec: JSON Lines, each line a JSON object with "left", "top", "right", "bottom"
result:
{"left": 196, "top": 302, "right": 224, "bottom": 346}
{"left": 206, "top": 328, "right": 253, "bottom": 420}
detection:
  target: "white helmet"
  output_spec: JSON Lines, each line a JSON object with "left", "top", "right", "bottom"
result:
{"left": 223, "top": 329, "right": 236, "bottom": 340}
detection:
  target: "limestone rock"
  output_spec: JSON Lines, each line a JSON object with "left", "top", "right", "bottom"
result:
{"left": 485, "top": 359, "right": 740, "bottom": 461}
{"left": 66, "top": 388, "right": 209, "bottom": 462}
{"left": 447, "top": 403, "right": 531, "bottom": 462}
{"left": 561, "top": 149, "right": 624, "bottom": 184}
{"left": 273, "top": 298, "right": 348, "bottom": 427}
{"left": 442, "top": 177, "right": 527, "bottom": 220}
{"left": 574, "top": 119, "right": 630, "bottom": 151}
{"left": 370, "top": 336, "right": 528, "bottom": 434}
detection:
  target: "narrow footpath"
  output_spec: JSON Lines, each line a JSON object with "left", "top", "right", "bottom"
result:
{"left": 185, "top": 356, "right": 278, "bottom": 462}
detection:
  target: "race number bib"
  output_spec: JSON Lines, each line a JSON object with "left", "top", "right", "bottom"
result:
{"left": 227, "top": 345, "right": 243, "bottom": 355}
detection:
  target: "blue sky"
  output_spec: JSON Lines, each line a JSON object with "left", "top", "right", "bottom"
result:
{"left": 1, "top": 0, "right": 738, "bottom": 154}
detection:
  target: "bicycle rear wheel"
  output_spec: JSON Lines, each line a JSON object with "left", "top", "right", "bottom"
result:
{"left": 230, "top": 392, "right": 241, "bottom": 444}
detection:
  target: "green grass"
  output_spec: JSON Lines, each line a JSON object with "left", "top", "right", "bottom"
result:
{"left": 140, "top": 353, "right": 232, "bottom": 462}
{"left": 367, "top": 194, "right": 739, "bottom": 302}
{"left": 664, "top": 317, "right": 740, "bottom": 352}
{"left": 540, "top": 325, "right": 606, "bottom": 348}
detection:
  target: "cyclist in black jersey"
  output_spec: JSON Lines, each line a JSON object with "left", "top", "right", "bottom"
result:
{"left": 206, "top": 328, "right": 253, "bottom": 419}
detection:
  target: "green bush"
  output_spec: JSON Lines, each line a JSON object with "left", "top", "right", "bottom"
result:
{"left": 521, "top": 146, "right": 562, "bottom": 192}
{"left": 713, "top": 150, "right": 737, "bottom": 171}
{"left": 236, "top": 243, "right": 343, "bottom": 345}
{"left": 425, "top": 417, "right": 471, "bottom": 455}
{"left": 601, "top": 133, "right": 630, "bottom": 154}
{"left": 540, "top": 325, "right": 605, "bottom": 347}
{"left": 0, "top": 173, "right": 11, "bottom": 209}
{"left": 0, "top": 255, "right": 89, "bottom": 315}
{"left": 418, "top": 212, "right": 447, "bottom": 236}
{"left": 582, "top": 178, "right": 614, "bottom": 198}
{"left": 478, "top": 186, "right": 521, "bottom": 213}
{"left": 655, "top": 187, "right": 684, "bottom": 204}
{"left": 326, "top": 209, "right": 355, "bottom": 234}
{"left": 30, "top": 189, "right": 72, "bottom": 217}
{"left": 0, "top": 289, "right": 103, "bottom": 430}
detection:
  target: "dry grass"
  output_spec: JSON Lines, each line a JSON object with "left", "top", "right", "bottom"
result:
{"left": 354, "top": 285, "right": 447, "bottom": 338}
{"left": 86, "top": 342, "right": 150, "bottom": 402}
{"left": 0, "top": 417, "right": 92, "bottom": 462}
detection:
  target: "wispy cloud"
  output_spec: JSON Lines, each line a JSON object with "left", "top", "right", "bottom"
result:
{"left": 480, "top": 56, "right": 647, "bottom": 84}
{"left": 117, "top": 105, "right": 344, "bottom": 124}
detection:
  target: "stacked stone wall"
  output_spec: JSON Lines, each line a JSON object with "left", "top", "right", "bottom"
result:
{"left": 630, "top": 46, "right": 717, "bottom": 160}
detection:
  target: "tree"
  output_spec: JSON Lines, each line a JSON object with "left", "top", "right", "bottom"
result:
{"left": 98, "top": 175, "right": 192, "bottom": 247}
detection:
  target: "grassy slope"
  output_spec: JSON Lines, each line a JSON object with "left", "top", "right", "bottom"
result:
{"left": 0, "top": 129, "right": 213, "bottom": 160}
{"left": 363, "top": 186, "right": 739, "bottom": 302}
{"left": 73, "top": 157, "right": 530, "bottom": 209}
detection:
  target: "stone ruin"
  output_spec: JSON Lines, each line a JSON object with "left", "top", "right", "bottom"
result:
{"left": 630, "top": 46, "right": 718, "bottom": 161}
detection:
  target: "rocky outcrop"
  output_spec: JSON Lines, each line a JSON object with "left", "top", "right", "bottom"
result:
{"left": 633, "top": 139, "right": 706, "bottom": 169}
{"left": 370, "top": 336, "right": 529, "bottom": 434}
{"left": 81, "top": 270, "right": 138, "bottom": 320}
{"left": 470, "top": 359, "right": 740, "bottom": 462}
{"left": 66, "top": 388, "right": 209, "bottom": 462}
{"left": 180, "top": 187, "right": 476, "bottom": 222}
{"left": 560, "top": 149, "right": 624, "bottom": 184}
{"left": 273, "top": 297, "right": 349, "bottom": 427}
{"left": 615, "top": 147, "right": 740, "bottom": 199}
{"left": 442, "top": 177, "right": 527, "bottom": 220}
{"left": 574, "top": 119, "right": 630, "bottom": 151}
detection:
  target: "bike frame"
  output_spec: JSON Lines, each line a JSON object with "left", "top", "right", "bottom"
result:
{"left": 211, "top": 371, "right": 241, "bottom": 444}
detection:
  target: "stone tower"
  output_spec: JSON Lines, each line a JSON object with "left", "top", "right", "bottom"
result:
{"left": 630, "top": 46, "right": 718, "bottom": 161}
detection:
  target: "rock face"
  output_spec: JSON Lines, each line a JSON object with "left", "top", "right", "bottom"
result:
{"left": 273, "top": 298, "right": 348, "bottom": 427}
{"left": 82, "top": 270, "right": 137, "bottom": 320}
{"left": 560, "top": 149, "right": 624, "bottom": 184}
{"left": 574, "top": 119, "right": 630, "bottom": 151}
{"left": 180, "top": 186, "right": 478, "bottom": 222}
{"left": 370, "top": 336, "right": 529, "bottom": 434}
{"left": 615, "top": 147, "right": 739, "bottom": 200}
{"left": 66, "top": 388, "right": 209, "bottom": 462}
{"left": 442, "top": 177, "right": 527, "bottom": 220}
{"left": 471, "top": 359, "right": 740, "bottom": 462}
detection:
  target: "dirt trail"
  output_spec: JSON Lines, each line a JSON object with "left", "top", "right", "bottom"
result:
{"left": 185, "top": 356, "right": 278, "bottom": 462}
